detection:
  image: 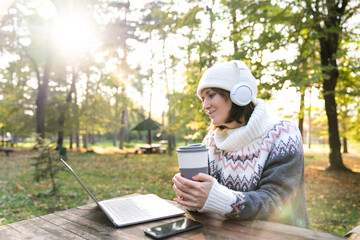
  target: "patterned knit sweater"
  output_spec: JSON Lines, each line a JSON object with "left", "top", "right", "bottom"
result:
{"left": 199, "top": 99, "right": 309, "bottom": 228}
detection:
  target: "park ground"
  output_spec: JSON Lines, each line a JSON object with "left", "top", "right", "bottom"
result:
{"left": 0, "top": 145, "right": 359, "bottom": 237}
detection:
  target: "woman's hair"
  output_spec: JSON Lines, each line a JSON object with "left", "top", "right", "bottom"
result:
{"left": 209, "top": 88, "right": 255, "bottom": 131}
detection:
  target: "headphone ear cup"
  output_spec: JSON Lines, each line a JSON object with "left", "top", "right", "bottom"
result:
{"left": 230, "top": 83, "right": 253, "bottom": 106}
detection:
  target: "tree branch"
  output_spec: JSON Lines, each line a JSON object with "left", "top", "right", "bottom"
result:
{"left": 341, "top": 2, "right": 360, "bottom": 24}
{"left": 22, "top": 48, "right": 41, "bottom": 87}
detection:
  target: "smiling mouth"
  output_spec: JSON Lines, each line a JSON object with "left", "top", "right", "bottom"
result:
{"left": 208, "top": 110, "right": 215, "bottom": 117}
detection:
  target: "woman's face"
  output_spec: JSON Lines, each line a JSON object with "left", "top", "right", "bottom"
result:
{"left": 201, "top": 88, "right": 242, "bottom": 129}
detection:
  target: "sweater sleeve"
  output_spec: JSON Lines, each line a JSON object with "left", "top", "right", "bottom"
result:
{"left": 199, "top": 121, "right": 308, "bottom": 227}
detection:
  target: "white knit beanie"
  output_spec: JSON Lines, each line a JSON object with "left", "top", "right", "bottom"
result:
{"left": 196, "top": 60, "right": 258, "bottom": 104}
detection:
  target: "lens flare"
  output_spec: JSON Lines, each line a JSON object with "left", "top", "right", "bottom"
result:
{"left": 37, "top": 0, "right": 57, "bottom": 20}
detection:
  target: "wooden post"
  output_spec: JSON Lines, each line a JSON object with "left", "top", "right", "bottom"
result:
{"left": 148, "top": 130, "right": 152, "bottom": 145}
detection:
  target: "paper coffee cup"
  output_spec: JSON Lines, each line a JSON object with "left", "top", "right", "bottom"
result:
{"left": 176, "top": 144, "right": 208, "bottom": 180}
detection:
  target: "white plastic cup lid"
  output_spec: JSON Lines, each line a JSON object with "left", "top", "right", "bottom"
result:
{"left": 176, "top": 144, "right": 208, "bottom": 152}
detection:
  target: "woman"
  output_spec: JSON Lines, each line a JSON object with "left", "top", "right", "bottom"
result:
{"left": 172, "top": 60, "right": 309, "bottom": 228}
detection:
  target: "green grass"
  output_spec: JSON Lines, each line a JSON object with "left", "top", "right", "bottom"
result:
{"left": 0, "top": 150, "right": 179, "bottom": 225}
{"left": 0, "top": 148, "right": 359, "bottom": 237}
{"left": 303, "top": 150, "right": 360, "bottom": 236}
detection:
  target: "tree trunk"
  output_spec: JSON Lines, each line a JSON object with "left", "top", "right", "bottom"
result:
{"left": 119, "top": 109, "right": 126, "bottom": 149}
{"left": 69, "top": 134, "right": 73, "bottom": 149}
{"left": 113, "top": 131, "right": 117, "bottom": 147}
{"left": 298, "top": 90, "right": 305, "bottom": 140}
{"left": 76, "top": 134, "right": 80, "bottom": 149}
{"left": 343, "top": 137, "right": 348, "bottom": 153}
{"left": 307, "top": 87, "right": 312, "bottom": 149}
{"left": 73, "top": 82, "right": 80, "bottom": 149}
{"left": 56, "top": 69, "right": 76, "bottom": 150}
{"left": 56, "top": 123, "right": 64, "bottom": 150}
{"left": 36, "top": 59, "right": 51, "bottom": 140}
{"left": 319, "top": 37, "right": 349, "bottom": 172}
{"left": 167, "top": 133, "right": 176, "bottom": 154}
{"left": 322, "top": 84, "right": 347, "bottom": 171}
{"left": 316, "top": 1, "right": 350, "bottom": 172}
{"left": 83, "top": 133, "right": 88, "bottom": 149}
{"left": 113, "top": 89, "right": 120, "bottom": 147}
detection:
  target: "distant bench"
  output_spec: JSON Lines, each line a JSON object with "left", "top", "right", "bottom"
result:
{"left": 0, "top": 148, "right": 14, "bottom": 156}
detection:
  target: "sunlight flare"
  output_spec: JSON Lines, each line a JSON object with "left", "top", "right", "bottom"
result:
{"left": 36, "top": 0, "right": 57, "bottom": 20}
{"left": 52, "top": 15, "right": 94, "bottom": 55}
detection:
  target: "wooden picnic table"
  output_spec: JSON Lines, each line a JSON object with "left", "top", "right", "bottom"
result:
{"left": 138, "top": 144, "right": 162, "bottom": 154}
{"left": 0, "top": 194, "right": 345, "bottom": 240}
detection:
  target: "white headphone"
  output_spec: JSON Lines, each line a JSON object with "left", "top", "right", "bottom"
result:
{"left": 229, "top": 61, "right": 253, "bottom": 106}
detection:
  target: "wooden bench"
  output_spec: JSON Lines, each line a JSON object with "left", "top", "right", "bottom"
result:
{"left": 0, "top": 148, "right": 14, "bottom": 156}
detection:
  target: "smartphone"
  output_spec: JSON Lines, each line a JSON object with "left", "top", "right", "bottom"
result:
{"left": 144, "top": 218, "right": 202, "bottom": 239}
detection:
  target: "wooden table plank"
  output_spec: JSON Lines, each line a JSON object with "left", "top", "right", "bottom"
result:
{"left": 181, "top": 214, "right": 303, "bottom": 240}
{"left": 0, "top": 224, "right": 26, "bottom": 240}
{"left": 29, "top": 216, "right": 86, "bottom": 240}
{"left": 60, "top": 204, "right": 185, "bottom": 239}
{"left": 0, "top": 196, "right": 345, "bottom": 240}
{"left": 3, "top": 217, "right": 60, "bottom": 240}
{"left": 236, "top": 220, "right": 345, "bottom": 240}
{"left": 41, "top": 213, "right": 107, "bottom": 239}
{"left": 54, "top": 208, "right": 124, "bottom": 239}
{"left": 188, "top": 211, "right": 344, "bottom": 240}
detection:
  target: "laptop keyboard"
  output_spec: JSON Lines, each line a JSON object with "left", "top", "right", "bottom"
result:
{"left": 102, "top": 199, "right": 155, "bottom": 221}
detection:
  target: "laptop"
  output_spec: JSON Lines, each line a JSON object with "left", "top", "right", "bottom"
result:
{"left": 60, "top": 158, "right": 185, "bottom": 227}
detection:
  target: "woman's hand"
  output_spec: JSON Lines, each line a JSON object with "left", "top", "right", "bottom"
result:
{"left": 172, "top": 173, "right": 214, "bottom": 210}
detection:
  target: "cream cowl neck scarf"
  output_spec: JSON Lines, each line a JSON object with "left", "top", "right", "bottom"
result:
{"left": 213, "top": 99, "right": 274, "bottom": 152}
